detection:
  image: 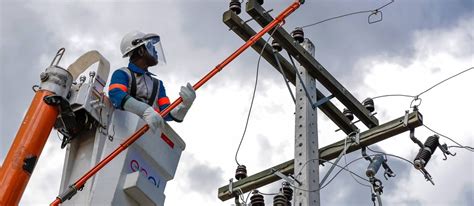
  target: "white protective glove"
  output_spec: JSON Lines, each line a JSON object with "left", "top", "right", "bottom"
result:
{"left": 171, "top": 83, "right": 196, "bottom": 122}
{"left": 123, "top": 97, "right": 164, "bottom": 132}
{"left": 141, "top": 107, "right": 164, "bottom": 132}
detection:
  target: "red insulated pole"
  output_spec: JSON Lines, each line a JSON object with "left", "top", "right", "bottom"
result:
{"left": 51, "top": 1, "right": 303, "bottom": 205}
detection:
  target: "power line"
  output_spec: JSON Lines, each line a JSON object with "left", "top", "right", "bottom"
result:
{"left": 287, "top": 51, "right": 317, "bottom": 107}
{"left": 369, "top": 67, "right": 473, "bottom": 109}
{"left": 291, "top": 153, "right": 402, "bottom": 193}
{"left": 257, "top": 191, "right": 279, "bottom": 196}
{"left": 289, "top": 157, "right": 371, "bottom": 193}
{"left": 318, "top": 136, "right": 354, "bottom": 186}
{"left": 422, "top": 124, "right": 474, "bottom": 152}
{"left": 245, "top": 67, "right": 474, "bottom": 202}
{"left": 371, "top": 94, "right": 416, "bottom": 100}
{"left": 416, "top": 67, "right": 473, "bottom": 97}
{"left": 299, "top": 0, "right": 395, "bottom": 29}
{"left": 343, "top": 137, "right": 372, "bottom": 188}
{"left": 366, "top": 146, "right": 387, "bottom": 157}
{"left": 314, "top": 152, "right": 423, "bottom": 194}
{"left": 234, "top": 26, "right": 281, "bottom": 166}
{"left": 448, "top": 145, "right": 474, "bottom": 151}
{"left": 273, "top": 49, "right": 296, "bottom": 103}
{"left": 240, "top": 188, "right": 252, "bottom": 205}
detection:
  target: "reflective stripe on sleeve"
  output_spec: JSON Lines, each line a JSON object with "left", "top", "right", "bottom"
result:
{"left": 109, "top": 83, "right": 128, "bottom": 92}
{"left": 157, "top": 97, "right": 170, "bottom": 106}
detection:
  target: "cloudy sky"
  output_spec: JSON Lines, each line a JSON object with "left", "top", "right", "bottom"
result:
{"left": 1, "top": 0, "right": 473, "bottom": 205}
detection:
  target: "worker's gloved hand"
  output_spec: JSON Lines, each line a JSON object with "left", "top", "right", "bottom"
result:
{"left": 171, "top": 83, "right": 196, "bottom": 122}
{"left": 123, "top": 97, "right": 164, "bottom": 132}
{"left": 141, "top": 107, "right": 164, "bottom": 132}
{"left": 180, "top": 83, "right": 196, "bottom": 108}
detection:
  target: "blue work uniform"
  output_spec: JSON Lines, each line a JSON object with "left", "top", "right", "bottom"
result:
{"left": 108, "top": 62, "right": 175, "bottom": 121}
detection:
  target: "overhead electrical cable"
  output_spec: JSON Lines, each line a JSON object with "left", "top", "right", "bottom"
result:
{"left": 291, "top": 152, "right": 423, "bottom": 193}
{"left": 299, "top": 0, "right": 395, "bottom": 29}
{"left": 273, "top": 50, "right": 296, "bottom": 103}
{"left": 422, "top": 124, "right": 474, "bottom": 152}
{"left": 234, "top": 26, "right": 282, "bottom": 166}
{"left": 416, "top": 67, "right": 473, "bottom": 98}
{"left": 343, "top": 138, "right": 372, "bottom": 188}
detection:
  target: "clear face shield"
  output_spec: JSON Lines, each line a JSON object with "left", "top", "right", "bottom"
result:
{"left": 135, "top": 34, "right": 167, "bottom": 65}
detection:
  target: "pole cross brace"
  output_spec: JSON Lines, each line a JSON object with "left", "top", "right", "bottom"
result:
{"left": 313, "top": 94, "right": 334, "bottom": 108}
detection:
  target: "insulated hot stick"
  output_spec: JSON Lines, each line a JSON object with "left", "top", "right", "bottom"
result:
{"left": 50, "top": 1, "right": 304, "bottom": 205}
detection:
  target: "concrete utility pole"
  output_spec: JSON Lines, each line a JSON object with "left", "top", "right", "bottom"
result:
{"left": 217, "top": 0, "right": 425, "bottom": 205}
{"left": 294, "top": 38, "right": 320, "bottom": 206}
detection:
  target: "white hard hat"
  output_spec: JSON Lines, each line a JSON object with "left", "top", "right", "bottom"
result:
{"left": 120, "top": 31, "right": 166, "bottom": 64}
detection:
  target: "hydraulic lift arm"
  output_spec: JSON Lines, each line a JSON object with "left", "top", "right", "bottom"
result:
{"left": 0, "top": 49, "right": 110, "bottom": 206}
{"left": 0, "top": 49, "right": 73, "bottom": 205}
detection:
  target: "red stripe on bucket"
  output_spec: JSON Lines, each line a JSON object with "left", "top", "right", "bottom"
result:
{"left": 161, "top": 133, "right": 174, "bottom": 149}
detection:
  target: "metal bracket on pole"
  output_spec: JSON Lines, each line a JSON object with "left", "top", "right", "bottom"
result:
{"left": 350, "top": 130, "right": 361, "bottom": 145}
{"left": 272, "top": 169, "right": 301, "bottom": 186}
{"left": 228, "top": 179, "right": 234, "bottom": 195}
{"left": 403, "top": 110, "right": 410, "bottom": 127}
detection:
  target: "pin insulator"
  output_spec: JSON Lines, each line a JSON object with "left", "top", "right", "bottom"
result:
{"left": 343, "top": 108, "right": 354, "bottom": 121}
{"left": 235, "top": 165, "right": 247, "bottom": 180}
{"left": 273, "top": 192, "right": 288, "bottom": 206}
{"left": 291, "top": 27, "right": 304, "bottom": 43}
{"left": 280, "top": 182, "right": 293, "bottom": 205}
{"left": 250, "top": 190, "right": 265, "bottom": 206}
{"left": 362, "top": 98, "right": 375, "bottom": 113}
{"left": 229, "top": 0, "right": 241, "bottom": 15}
{"left": 272, "top": 39, "right": 282, "bottom": 52}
